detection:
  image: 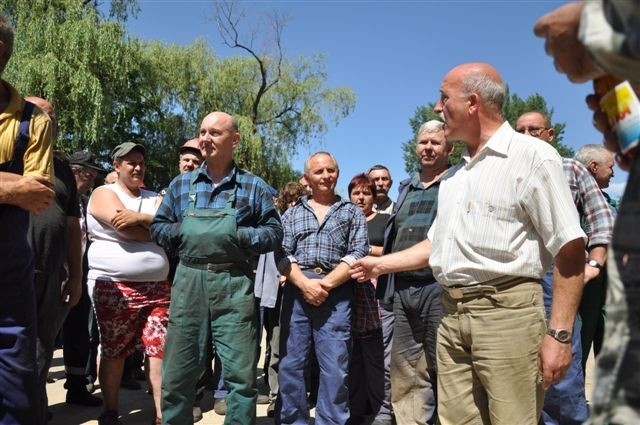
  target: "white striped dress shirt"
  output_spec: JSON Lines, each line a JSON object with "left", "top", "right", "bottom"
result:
{"left": 428, "top": 122, "right": 587, "bottom": 287}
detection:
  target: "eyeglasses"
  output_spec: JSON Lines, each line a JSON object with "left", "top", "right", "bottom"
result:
{"left": 72, "top": 167, "right": 98, "bottom": 177}
{"left": 515, "top": 126, "right": 549, "bottom": 138}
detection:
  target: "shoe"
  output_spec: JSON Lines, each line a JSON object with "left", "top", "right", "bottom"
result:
{"left": 66, "top": 390, "right": 103, "bottom": 406}
{"left": 257, "top": 394, "right": 270, "bottom": 404}
{"left": 266, "top": 400, "right": 276, "bottom": 418}
{"left": 98, "top": 410, "right": 122, "bottom": 425}
{"left": 133, "top": 367, "right": 146, "bottom": 381}
{"left": 213, "top": 397, "right": 227, "bottom": 415}
{"left": 193, "top": 403, "right": 203, "bottom": 422}
{"left": 120, "top": 376, "right": 142, "bottom": 390}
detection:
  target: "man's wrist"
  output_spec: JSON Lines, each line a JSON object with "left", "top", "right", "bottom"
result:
{"left": 586, "top": 258, "right": 604, "bottom": 270}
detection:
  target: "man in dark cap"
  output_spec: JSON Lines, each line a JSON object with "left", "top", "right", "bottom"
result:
{"left": 62, "top": 149, "right": 105, "bottom": 407}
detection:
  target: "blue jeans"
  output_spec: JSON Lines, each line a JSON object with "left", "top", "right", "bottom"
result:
{"left": 278, "top": 274, "right": 352, "bottom": 425}
{"left": 540, "top": 268, "right": 589, "bottom": 425}
{"left": 391, "top": 279, "right": 440, "bottom": 425}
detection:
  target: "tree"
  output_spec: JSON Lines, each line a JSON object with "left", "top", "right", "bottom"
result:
{"left": 401, "top": 87, "right": 574, "bottom": 174}
{"left": 4, "top": 0, "right": 355, "bottom": 190}
{"left": 212, "top": 1, "right": 355, "bottom": 187}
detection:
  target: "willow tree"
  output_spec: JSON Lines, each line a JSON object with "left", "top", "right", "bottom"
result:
{"left": 4, "top": 0, "right": 356, "bottom": 190}
{"left": 401, "top": 88, "right": 572, "bottom": 174}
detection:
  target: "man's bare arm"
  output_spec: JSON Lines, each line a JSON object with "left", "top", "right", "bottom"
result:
{"left": 539, "top": 237, "right": 585, "bottom": 389}
{"left": 350, "top": 238, "right": 431, "bottom": 282}
{"left": 0, "top": 172, "right": 54, "bottom": 214}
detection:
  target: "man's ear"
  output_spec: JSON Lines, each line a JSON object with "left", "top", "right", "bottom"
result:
{"left": 547, "top": 127, "right": 555, "bottom": 142}
{"left": 232, "top": 132, "right": 241, "bottom": 149}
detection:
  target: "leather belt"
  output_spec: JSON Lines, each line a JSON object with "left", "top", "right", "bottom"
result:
{"left": 304, "top": 267, "right": 329, "bottom": 275}
{"left": 443, "top": 277, "right": 531, "bottom": 301}
{"left": 180, "top": 259, "right": 240, "bottom": 272}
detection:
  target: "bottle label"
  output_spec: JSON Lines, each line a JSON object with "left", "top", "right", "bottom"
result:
{"left": 600, "top": 80, "right": 640, "bottom": 154}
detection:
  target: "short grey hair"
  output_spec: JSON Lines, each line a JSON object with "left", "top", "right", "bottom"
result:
{"left": 575, "top": 144, "right": 610, "bottom": 166}
{"left": 0, "top": 14, "right": 14, "bottom": 75}
{"left": 416, "top": 120, "right": 453, "bottom": 147}
{"left": 304, "top": 151, "right": 339, "bottom": 174}
{"left": 462, "top": 70, "right": 506, "bottom": 110}
{"left": 417, "top": 120, "right": 445, "bottom": 136}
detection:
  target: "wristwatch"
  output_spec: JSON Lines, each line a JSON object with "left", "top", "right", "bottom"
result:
{"left": 547, "top": 328, "right": 572, "bottom": 344}
{"left": 586, "top": 259, "right": 604, "bottom": 270}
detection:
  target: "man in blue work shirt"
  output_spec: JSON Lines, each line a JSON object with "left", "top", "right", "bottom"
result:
{"left": 277, "top": 151, "right": 369, "bottom": 424}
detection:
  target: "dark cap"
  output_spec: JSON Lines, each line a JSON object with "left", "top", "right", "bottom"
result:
{"left": 111, "top": 142, "right": 145, "bottom": 161}
{"left": 68, "top": 151, "right": 105, "bottom": 172}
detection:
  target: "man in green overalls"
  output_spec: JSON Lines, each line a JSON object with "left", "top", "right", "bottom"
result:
{"left": 151, "top": 111, "right": 283, "bottom": 425}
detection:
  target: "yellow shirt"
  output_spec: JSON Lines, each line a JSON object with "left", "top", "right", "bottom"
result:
{"left": 0, "top": 81, "right": 54, "bottom": 180}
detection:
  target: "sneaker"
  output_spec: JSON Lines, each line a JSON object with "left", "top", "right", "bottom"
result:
{"left": 193, "top": 403, "right": 203, "bottom": 423}
{"left": 98, "top": 410, "right": 122, "bottom": 425}
{"left": 213, "top": 397, "right": 227, "bottom": 415}
{"left": 66, "top": 390, "right": 103, "bottom": 406}
{"left": 120, "top": 376, "right": 142, "bottom": 390}
{"left": 266, "top": 399, "right": 276, "bottom": 418}
{"left": 257, "top": 394, "right": 270, "bottom": 404}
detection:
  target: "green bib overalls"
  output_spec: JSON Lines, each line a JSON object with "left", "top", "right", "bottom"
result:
{"left": 162, "top": 174, "right": 258, "bottom": 425}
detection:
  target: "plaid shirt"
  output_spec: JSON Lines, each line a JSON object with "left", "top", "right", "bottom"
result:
{"left": 563, "top": 158, "right": 614, "bottom": 248}
{"left": 150, "top": 163, "right": 282, "bottom": 255}
{"left": 281, "top": 195, "right": 368, "bottom": 270}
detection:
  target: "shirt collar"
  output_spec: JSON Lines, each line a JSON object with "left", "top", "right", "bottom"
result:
{"left": 194, "top": 161, "right": 238, "bottom": 186}
{"left": 461, "top": 121, "right": 513, "bottom": 165}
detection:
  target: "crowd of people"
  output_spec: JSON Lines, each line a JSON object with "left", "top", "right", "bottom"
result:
{"left": 1, "top": 1, "right": 639, "bottom": 424}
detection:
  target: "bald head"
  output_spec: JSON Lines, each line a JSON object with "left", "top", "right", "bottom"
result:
{"left": 25, "top": 96, "right": 57, "bottom": 139}
{"left": 199, "top": 111, "right": 241, "bottom": 174}
{"left": 202, "top": 112, "right": 238, "bottom": 132}
{"left": 454, "top": 62, "right": 505, "bottom": 112}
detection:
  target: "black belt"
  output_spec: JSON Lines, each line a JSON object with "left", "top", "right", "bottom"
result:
{"left": 180, "top": 259, "right": 242, "bottom": 272}
{"left": 443, "top": 276, "right": 532, "bottom": 301}
{"left": 303, "top": 267, "right": 329, "bottom": 275}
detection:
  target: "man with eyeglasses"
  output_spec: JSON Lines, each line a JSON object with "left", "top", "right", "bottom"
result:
{"left": 516, "top": 110, "right": 614, "bottom": 425}
{"left": 62, "top": 150, "right": 105, "bottom": 407}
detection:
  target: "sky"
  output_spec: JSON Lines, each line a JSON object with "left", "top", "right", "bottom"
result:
{"left": 125, "top": 0, "right": 628, "bottom": 200}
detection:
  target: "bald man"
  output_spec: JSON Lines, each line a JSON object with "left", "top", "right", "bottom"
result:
{"left": 351, "top": 63, "right": 587, "bottom": 424}
{"left": 151, "top": 112, "right": 283, "bottom": 425}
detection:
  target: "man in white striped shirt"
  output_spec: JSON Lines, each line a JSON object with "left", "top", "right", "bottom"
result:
{"left": 351, "top": 62, "right": 587, "bottom": 425}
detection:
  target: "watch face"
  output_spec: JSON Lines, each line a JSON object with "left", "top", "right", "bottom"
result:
{"left": 587, "top": 259, "right": 602, "bottom": 269}
{"left": 557, "top": 330, "right": 571, "bottom": 342}
{"left": 548, "top": 328, "right": 572, "bottom": 343}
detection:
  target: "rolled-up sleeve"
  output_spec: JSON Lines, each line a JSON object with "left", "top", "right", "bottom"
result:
{"left": 150, "top": 183, "right": 181, "bottom": 253}
{"left": 341, "top": 206, "right": 369, "bottom": 266}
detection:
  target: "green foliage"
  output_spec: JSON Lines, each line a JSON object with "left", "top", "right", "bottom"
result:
{"left": 402, "top": 87, "right": 574, "bottom": 174}
{"left": 3, "top": 0, "right": 354, "bottom": 190}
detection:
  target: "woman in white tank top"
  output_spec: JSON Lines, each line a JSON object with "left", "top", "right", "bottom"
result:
{"left": 87, "top": 142, "right": 169, "bottom": 425}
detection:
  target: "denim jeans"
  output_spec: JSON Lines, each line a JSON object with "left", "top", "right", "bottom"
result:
{"left": 540, "top": 268, "right": 589, "bottom": 425}
{"left": 278, "top": 274, "right": 353, "bottom": 425}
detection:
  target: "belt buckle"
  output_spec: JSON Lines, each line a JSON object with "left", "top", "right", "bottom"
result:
{"left": 313, "top": 267, "right": 324, "bottom": 275}
{"left": 206, "top": 263, "right": 216, "bottom": 272}
{"left": 448, "top": 288, "right": 464, "bottom": 300}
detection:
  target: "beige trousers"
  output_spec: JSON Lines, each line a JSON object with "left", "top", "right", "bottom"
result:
{"left": 437, "top": 281, "right": 546, "bottom": 425}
